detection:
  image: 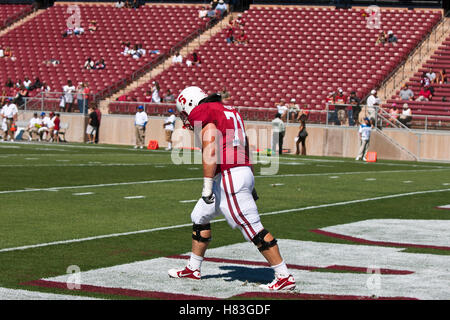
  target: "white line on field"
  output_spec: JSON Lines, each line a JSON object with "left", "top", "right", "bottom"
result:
{"left": 0, "top": 187, "right": 449, "bottom": 253}
{"left": 0, "top": 168, "right": 448, "bottom": 196}
{"left": 73, "top": 192, "right": 94, "bottom": 196}
{"left": 179, "top": 199, "right": 198, "bottom": 203}
{"left": 123, "top": 196, "right": 145, "bottom": 199}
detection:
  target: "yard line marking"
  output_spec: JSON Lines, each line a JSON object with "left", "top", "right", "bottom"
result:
{"left": 73, "top": 192, "right": 94, "bottom": 196}
{"left": 0, "top": 168, "right": 448, "bottom": 195}
{"left": 436, "top": 204, "right": 450, "bottom": 210}
{"left": 403, "top": 181, "right": 414, "bottom": 184}
{"left": 124, "top": 196, "right": 146, "bottom": 199}
{"left": 179, "top": 199, "right": 198, "bottom": 203}
{"left": 365, "top": 178, "right": 376, "bottom": 181}
{"left": 1, "top": 187, "right": 449, "bottom": 253}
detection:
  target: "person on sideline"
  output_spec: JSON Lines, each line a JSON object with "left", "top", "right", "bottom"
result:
{"left": 163, "top": 108, "right": 176, "bottom": 151}
{"left": 134, "top": 105, "right": 148, "bottom": 149}
{"left": 355, "top": 117, "right": 372, "bottom": 161}
{"left": 271, "top": 113, "right": 285, "bottom": 155}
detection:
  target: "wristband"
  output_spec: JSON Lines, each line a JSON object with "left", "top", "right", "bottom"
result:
{"left": 202, "top": 177, "right": 214, "bottom": 198}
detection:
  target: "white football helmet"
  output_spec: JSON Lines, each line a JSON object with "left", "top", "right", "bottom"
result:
{"left": 176, "top": 86, "right": 208, "bottom": 129}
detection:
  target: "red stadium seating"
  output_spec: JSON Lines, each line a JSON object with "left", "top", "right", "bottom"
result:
{"left": 119, "top": 6, "right": 441, "bottom": 120}
{"left": 0, "top": 4, "right": 32, "bottom": 30}
{"left": 384, "top": 33, "right": 450, "bottom": 129}
{"left": 0, "top": 4, "right": 208, "bottom": 101}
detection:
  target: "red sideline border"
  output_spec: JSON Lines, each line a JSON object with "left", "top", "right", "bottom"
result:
{"left": 311, "top": 229, "right": 450, "bottom": 251}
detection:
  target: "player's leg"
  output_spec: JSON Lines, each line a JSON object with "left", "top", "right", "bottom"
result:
{"left": 220, "top": 167, "right": 295, "bottom": 291}
{"left": 168, "top": 180, "right": 221, "bottom": 280}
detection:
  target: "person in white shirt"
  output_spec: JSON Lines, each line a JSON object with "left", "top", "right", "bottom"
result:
{"left": 271, "top": 113, "right": 286, "bottom": 155}
{"left": 39, "top": 112, "right": 54, "bottom": 141}
{"left": 398, "top": 103, "right": 412, "bottom": 128}
{"left": 151, "top": 81, "right": 161, "bottom": 103}
{"left": 0, "top": 103, "right": 7, "bottom": 139}
{"left": 134, "top": 105, "right": 148, "bottom": 149}
{"left": 366, "top": 89, "right": 381, "bottom": 125}
{"left": 172, "top": 51, "right": 183, "bottom": 64}
{"left": 163, "top": 109, "right": 176, "bottom": 150}
{"left": 356, "top": 117, "right": 372, "bottom": 161}
{"left": 62, "top": 80, "right": 75, "bottom": 112}
{"left": 115, "top": 0, "right": 125, "bottom": 8}
{"left": 25, "top": 112, "right": 41, "bottom": 141}
{"left": 1, "top": 98, "right": 18, "bottom": 141}
{"left": 426, "top": 68, "right": 436, "bottom": 84}
{"left": 23, "top": 78, "right": 32, "bottom": 90}
{"left": 275, "top": 99, "right": 288, "bottom": 121}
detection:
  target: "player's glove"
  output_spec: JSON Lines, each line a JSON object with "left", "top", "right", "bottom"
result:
{"left": 252, "top": 188, "right": 259, "bottom": 201}
{"left": 201, "top": 177, "right": 215, "bottom": 204}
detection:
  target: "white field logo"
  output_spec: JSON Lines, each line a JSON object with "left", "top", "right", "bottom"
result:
{"left": 170, "top": 123, "right": 280, "bottom": 175}
{"left": 365, "top": 5, "right": 381, "bottom": 30}
{"left": 66, "top": 5, "right": 81, "bottom": 30}
{"left": 66, "top": 265, "right": 81, "bottom": 290}
{"left": 366, "top": 266, "right": 381, "bottom": 297}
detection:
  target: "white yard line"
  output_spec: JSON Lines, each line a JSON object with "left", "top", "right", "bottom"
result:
{"left": 0, "top": 168, "right": 448, "bottom": 196}
{"left": 0, "top": 187, "right": 449, "bottom": 254}
{"left": 123, "top": 196, "right": 146, "bottom": 199}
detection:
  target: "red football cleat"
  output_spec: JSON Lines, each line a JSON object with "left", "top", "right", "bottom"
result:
{"left": 168, "top": 266, "right": 201, "bottom": 280}
{"left": 259, "top": 274, "right": 296, "bottom": 291}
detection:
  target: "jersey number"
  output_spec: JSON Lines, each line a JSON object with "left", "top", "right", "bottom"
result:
{"left": 224, "top": 111, "right": 246, "bottom": 147}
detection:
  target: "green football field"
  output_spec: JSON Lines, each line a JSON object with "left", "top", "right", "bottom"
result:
{"left": 0, "top": 141, "right": 449, "bottom": 300}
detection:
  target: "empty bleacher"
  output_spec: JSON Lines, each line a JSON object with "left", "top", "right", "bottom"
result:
{"left": 113, "top": 6, "right": 441, "bottom": 121}
{"left": 0, "top": 4, "right": 32, "bottom": 30}
{"left": 0, "top": 3, "right": 208, "bottom": 102}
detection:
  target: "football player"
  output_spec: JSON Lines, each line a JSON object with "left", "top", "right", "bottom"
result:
{"left": 168, "top": 86, "right": 296, "bottom": 291}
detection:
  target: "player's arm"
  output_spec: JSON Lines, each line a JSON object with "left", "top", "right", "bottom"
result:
{"left": 201, "top": 122, "right": 217, "bottom": 204}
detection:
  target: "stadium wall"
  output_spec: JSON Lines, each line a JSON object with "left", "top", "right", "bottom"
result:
{"left": 16, "top": 112, "right": 450, "bottom": 161}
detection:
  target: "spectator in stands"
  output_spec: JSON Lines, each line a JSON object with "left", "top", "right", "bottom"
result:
{"left": 334, "top": 88, "right": 347, "bottom": 125}
{"left": 436, "top": 69, "right": 448, "bottom": 84}
{"left": 86, "top": 106, "right": 99, "bottom": 144}
{"left": 426, "top": 68, "right": 437, "bottom": 84}
{"left": 399, "top": 84, "right": 414, "bottom": 101}
{"left": 143, "top": 90, "right": 152, "bottom": 102}
{"left": 366, "top": 89, "right": 381, "bottom": 126}
{"left": 5, "top": 78, "right": 13, "bottom": 88}
{"left": 163, "top": 108, "right": 176, "bottom": 151}
{"left": 62, "top": 27, "right": 73, "bottom": 38}
{"left": 134, "top": 105, "right": 148, "bottom": 149}
{"left": 14, "top": 85, "right": 28, "bottom": 108}
{"left": 355, "top": 117, "right": 372, "bottom": 161}
{"left": 30, "top": 77, "right": 43, "bottom": 91}
{"left": 215, "top": 0, "right": 228, "bottom": 17}
{"left": 416, "top": 85, "right": 433, "bottom": 101}
{"left": 40, "top": 82, "right": 51, "bottom": 93}
{"left": 0, "top": 46, "right": 4, "bottom": 58}
{"left": 326, "top": 91, "right": 338, "bottom": 124}
{"left": 420, "top": 72, "right": 431, "bottom": 87}
{"left": 121, "top": 41, "right": 131, "bottom": 56}
{"left": 42, "top": 58, "right": 60, "bottom": 66}
{"left": 271, "top": 113, "right": 285, "bottom": 156}
{"left": 288, "top": 98, "right": 300, "bottom": 122}
{"left": 84, "top": 57, "right": 95, "bottom": 70}
{"left": 137, "top": 44, "right": 146, "bottom": 56}
{"left": 74, "top": 26, "right": 85, "bottom": 36}
{"left": 151, "top": 81, "right": 161, "bottom": 103}
{"left": 63, "top": 80, "right": 76, "bottom": 112}
{"left": 88, "top": 20, "right": 97, "bottom": 32}
{"left": 388, "top": 103, "right": 400, "bottom": 125}
{"left": 225, "top": 24, "right": 235, "bottom": 44}
{"left": 172, "top": 51, "right": 183, "bottom": 64}
{"left": 220, "top": 87, "right": 230, "bottom": 101}
{"left": 375, "top": 31, "right": 387, "bottom": 45}
{"left": 186, "top": 52, "right": 201, "bottom": 67}
{"left": 164, "top": 89, "right": 175, "bottom": 103}
{"left": 295, "top": 111, "right": 308, "bottom": 156}
{"left": 398, "top": 103, "right": 412, "bottom": 128}
{"left": 386, "top": 30, "right": 398, "bottom": 44}
{"left": 235, "top": 13, "right": 245, "bottom": 28}
{"left": 115, "top": 0, "right": 125, "bottom": 8}
{"left": 236, "top": 30, "right": 249, "bottom": 45}
{"left": 199, "top": 6, "right": 208, "bottom": 19}
{"left": 276, "top": 99, "right": 288, "bottom": 121}
{"left": 348, "top": 91, "right": 361, "bottom": 126}
{"left": 95, "top": 58, "right": 106, "bottom": 70}
{"left": 23, "top": 77, "right": 32, "bottom": 90}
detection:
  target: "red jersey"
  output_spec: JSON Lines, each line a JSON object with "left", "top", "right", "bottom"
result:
{"left": 188, "top": 102, "right": 251, "bottom": 174}
{"left": 53, "top": 117, "right": 60, "bottom": 130}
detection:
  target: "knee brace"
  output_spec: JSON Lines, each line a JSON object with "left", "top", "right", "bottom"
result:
{"left": 251, "top": 229, "right": 277, "bottom": 252}
{"left": 192, "top": 223, "right": 212, "bottom": 243}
